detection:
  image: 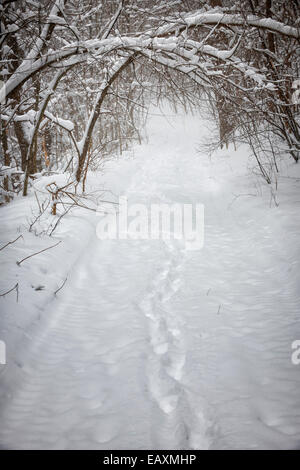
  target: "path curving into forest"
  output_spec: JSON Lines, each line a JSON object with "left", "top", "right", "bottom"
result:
{"left": 0, "top": 110, "right": 299, "bottom": 450}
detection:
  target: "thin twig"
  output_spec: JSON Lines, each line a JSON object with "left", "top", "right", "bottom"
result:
{"left": 0, "top": 283, "right": 19, "bottom": 302}
{"left": 54, "top": 277, "right": 67, "bottom": 296}
{"left": 49, "top": 204, "right": 75, "bottom": 236}
{"left": 16, "top": 241, "right": 62, "bottom": 266}
{"left": 29, "top": 198, "right": 50, "bottom": 232}
{"left": 34, "top": 191, "right": 42, "bottom": 213}
{"left": 0, "top": 235, "right": 23, "bottom": 252}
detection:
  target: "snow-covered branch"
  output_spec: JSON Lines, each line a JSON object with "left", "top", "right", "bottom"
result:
{"left": 153, "top": 11, "right": 299, "bottom": 39}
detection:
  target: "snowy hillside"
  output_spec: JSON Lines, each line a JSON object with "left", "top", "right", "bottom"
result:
{"left": 0, "top": 109, "right": 300, "bottom": 450}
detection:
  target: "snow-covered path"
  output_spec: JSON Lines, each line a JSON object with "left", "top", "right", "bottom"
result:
{"left": 0, "top": 110, "right": 300, "bottom": 449}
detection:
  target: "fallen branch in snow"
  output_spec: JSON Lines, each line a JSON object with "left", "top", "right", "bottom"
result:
{"left": 0, "top": 235, "right": 23, "bottom": 252}
{"left": 55, "top": 200, "right": 99, "bottom": 212}
{"left": 0, "top": 283, "right": 19, "bottom": 302}
{"left": 54, "top": 277, "right": 68, "bottom": 296}
{"left": 16, "top": 241, "right": 62, "bottom": 266}
{"left": 45, "top": 181, "right": 118, "bottom": 217}
{"left": 46, "top": 181, "right": 75, "bottom": 215}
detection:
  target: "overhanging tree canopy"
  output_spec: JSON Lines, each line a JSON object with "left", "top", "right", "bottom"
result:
{"left": 0, "top": 0, "right": 299, "bottom": 198}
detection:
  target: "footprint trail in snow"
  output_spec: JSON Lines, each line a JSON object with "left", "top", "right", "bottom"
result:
{"left": 0, "top": 109, "right": 299, "bottom": 449}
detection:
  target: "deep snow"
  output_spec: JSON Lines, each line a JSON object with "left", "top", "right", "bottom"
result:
{"left": 0, "top": 108, "right": 300, "bottom": 449}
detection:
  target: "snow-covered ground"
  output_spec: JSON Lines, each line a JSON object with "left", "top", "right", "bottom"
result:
{"left": 0, "top": 108, "right": 300, "bottom": 450}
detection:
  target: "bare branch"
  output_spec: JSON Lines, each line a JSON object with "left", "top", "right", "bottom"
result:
{"left": 0, "top": 283, "right": 19, "bottom": 302}
{"left": 17, "top": 241, "right": 62, "bottom": 266}
{"left": 0, "top": 235, "right": 23, "bottom": 252}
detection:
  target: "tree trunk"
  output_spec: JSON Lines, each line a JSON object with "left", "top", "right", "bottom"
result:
{"left": 76, "top": 55, "right": 136, "bottom": 182}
